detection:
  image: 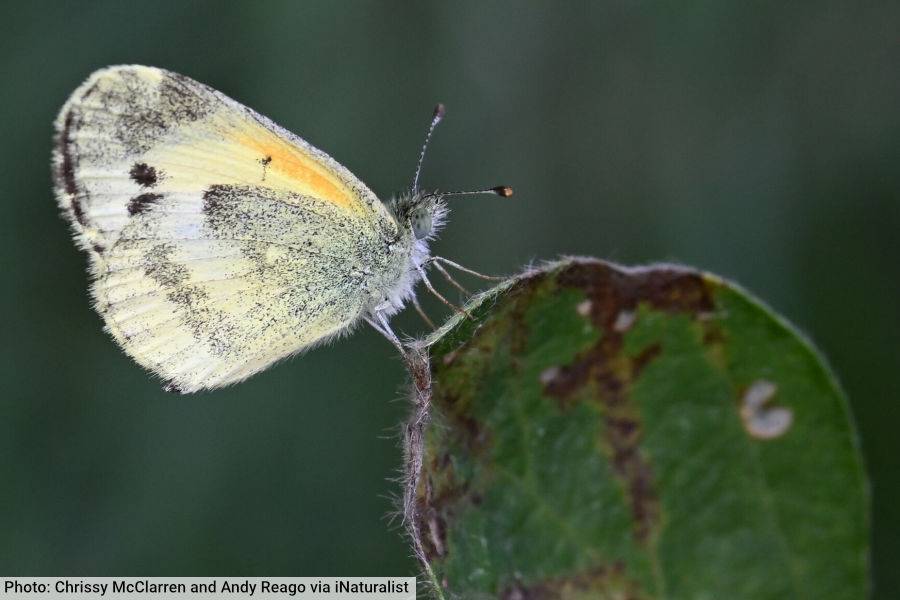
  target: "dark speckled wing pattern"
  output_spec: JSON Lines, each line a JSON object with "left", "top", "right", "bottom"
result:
{"left": 52, "top": 65, "right": 407, "bottom": 392}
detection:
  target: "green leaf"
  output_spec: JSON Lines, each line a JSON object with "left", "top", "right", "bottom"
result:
{"left": 403, "top": 258, "right": 868, "bottom": 600}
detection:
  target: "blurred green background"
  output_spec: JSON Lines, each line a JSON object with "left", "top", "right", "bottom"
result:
{"left": 1, "top": 0, "right": 896, "bottom": 596}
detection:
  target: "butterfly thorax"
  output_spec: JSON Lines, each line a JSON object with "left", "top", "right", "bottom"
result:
{"left": 363, "top": 190, "right": 447, "bottom": 317}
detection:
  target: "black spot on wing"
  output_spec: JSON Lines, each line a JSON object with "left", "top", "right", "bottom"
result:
{"left": 202, "top": 184, "right": 228, "bottom": 216}
{"left": 129, "top": 162, "right": 159, "bottom": 187}
{"left": 79, "top": 78, "right": 102, "bottom": 103}
{"left": 143, "top": 243, "right": 191, "bottom": 289}
{"left": 141, "top": 243, "right": 233, "bottom": 358}
{"left": 260, "top": 155, "right": 272, "bottom": 181}
{"left": 202, "top": 184, "right": 270, "bottom": 235}
{"left": 59, "top": 112, "right": 78, "bottom": 197}
{"left": 128, "top": 193, "right": 163, "bottom": 216}
{"left": 56, "top": 110, "right": 88, "bottom": 227}
{"left": 158, "top": 72, "right": 215, "bottom": 122}
{"left": 200, "top": 183, "right": 373, "bottom": 263}
{"left": 107, "top": 69, "right": 217, "bottom": 153}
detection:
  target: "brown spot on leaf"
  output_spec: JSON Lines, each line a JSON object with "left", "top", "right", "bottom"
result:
{"left": 415, "top": 469, "right": 459, "bottom": 562}
{"left": 129, "top": 162, "right": 159, "bottom": 187}
{"left": 412, "top": 385, "right": 491, "bottom": 562}
{"left": 703, "top": 324, "right": 726, "bottom": 346}
{"left": 541, "top": 353, "right": 598, "bottom": 409}
{"left": 442, "top": 395, "right": 490, "bottom": 454}
{"left": 701, "top": 323, "right": 728, "bottom": 369}
{"left": 632, "top": 343, "right": 662, "bottom": 377}
{"left": 596, "top": 357, "right": 659, "bottom": 544}
{"left": 557, "top": 262, "right": 714, "bottom": 329}
{"left": 128, "top": 193, "right": 163, "bottom": 216}
{"left": 540, "top": 261, "right": 716, "bottom": 544}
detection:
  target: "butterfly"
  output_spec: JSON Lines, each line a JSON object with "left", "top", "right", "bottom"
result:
{"left": 53, "top": 65, "right": 511, "bottom": 393}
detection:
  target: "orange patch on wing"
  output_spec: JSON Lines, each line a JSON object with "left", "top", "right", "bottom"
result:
{"left": 236, "top": 126, "right": 358, "bottom": 212}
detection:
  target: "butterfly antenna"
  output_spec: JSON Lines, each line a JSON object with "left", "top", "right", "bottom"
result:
{"left": 411, "top": 103, "right": 446, "bottom": 193}
{"left": 442, "top": 186, "right": 513, "bottom": 198}
{"left": 421, "top": 186, "right": 514, "bottom": 202}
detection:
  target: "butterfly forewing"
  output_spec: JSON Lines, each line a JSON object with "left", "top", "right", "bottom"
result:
{"left": 53, "top": 65, "right": 400, "bottom": 392}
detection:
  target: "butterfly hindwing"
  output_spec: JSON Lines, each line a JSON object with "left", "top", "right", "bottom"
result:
{"left": 53, "top": 65, "right": 401, "bottom": 392}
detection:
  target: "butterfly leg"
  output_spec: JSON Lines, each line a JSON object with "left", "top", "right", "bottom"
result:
{"left": 431, "top": 256, "right": 505, "bottom": 281}
{"left": 365, "top": 312, "right": 406, "bottom": 355}
{"left": 417, "top": 266, "right": 472, "bottom": 319}
{"left": 410, "top": 294, "right": 436, "bottom": 329}
{"left": 431, "top": 261, "right": 470, "bottom": 296}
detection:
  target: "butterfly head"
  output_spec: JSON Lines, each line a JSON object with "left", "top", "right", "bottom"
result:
{"left": 390, "top": 185, "right": 512, "bottom": 242}
{"left": 392, "top": 103, "right": 512, "bottom": 242}
{"left": 389, "top": 191, "right": 448, "bottom": 241}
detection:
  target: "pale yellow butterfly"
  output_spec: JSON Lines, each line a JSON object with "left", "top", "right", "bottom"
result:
{"left": 53, "top": 65, "right": 510, "bottom": 393}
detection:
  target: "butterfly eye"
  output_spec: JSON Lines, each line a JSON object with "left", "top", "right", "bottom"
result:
{"left": 410, "top": 211, "right": 434, "bottom": 241}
